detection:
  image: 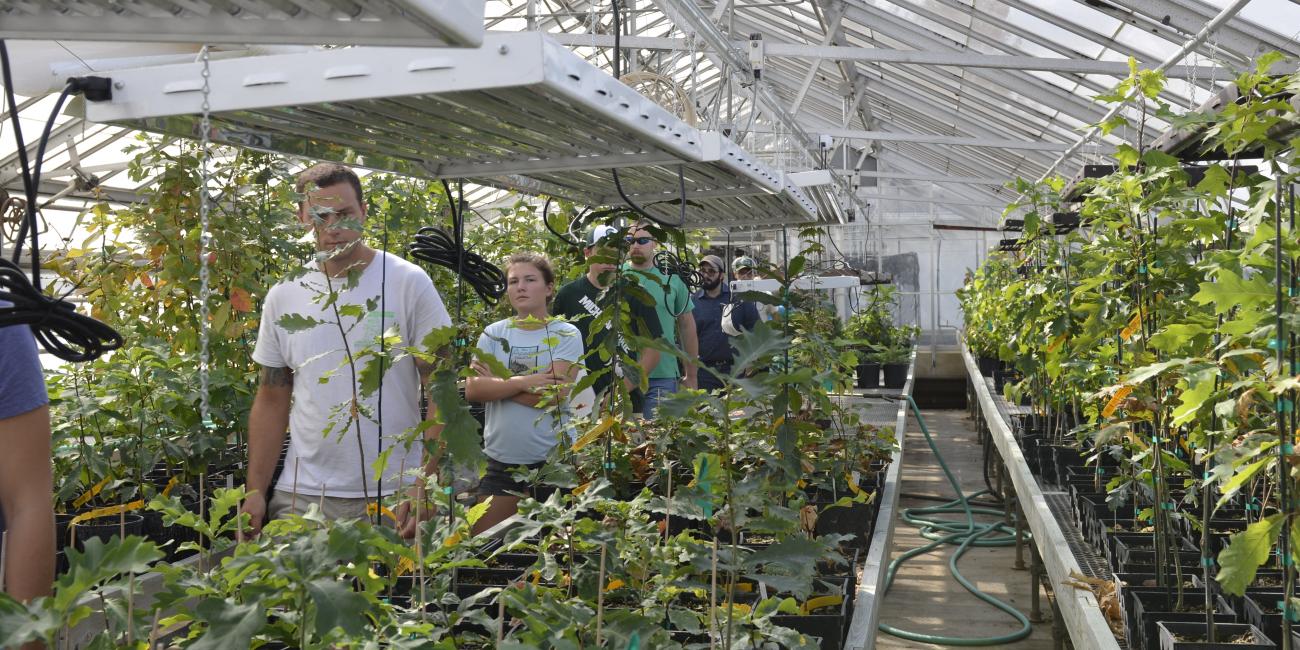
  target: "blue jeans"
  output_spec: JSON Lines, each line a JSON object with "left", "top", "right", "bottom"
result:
{"left": 642, "top": 378, "right": 678, "bottom": 419}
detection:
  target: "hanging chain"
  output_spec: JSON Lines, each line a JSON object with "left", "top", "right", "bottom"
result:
{"left": 198, "top": 45, "right": 214, "bottom": 431}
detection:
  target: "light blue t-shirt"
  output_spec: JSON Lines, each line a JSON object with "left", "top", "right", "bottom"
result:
{"left": 476, "top": 318, "right": 583, "bottom": 464}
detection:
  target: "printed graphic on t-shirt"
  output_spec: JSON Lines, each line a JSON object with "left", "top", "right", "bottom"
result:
{"left": 508, "top": 345, "right": 550, "bottom": 376}
{"left": 578, "top": 295, "right": 632, "bottom": 354}
{"left": 362, "top": 308, "right": 398, "bottom": 341}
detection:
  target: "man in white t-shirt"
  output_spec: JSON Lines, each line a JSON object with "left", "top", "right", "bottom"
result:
{"left": 239, "top": 163, "right": 451, "bottom": 539}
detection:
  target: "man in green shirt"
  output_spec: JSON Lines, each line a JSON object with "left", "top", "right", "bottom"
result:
{"left": 623, "top": 222, "right": 697, "bottom": 418}
{"left": 554, "top": 225, "right": 662, "bottom": 408}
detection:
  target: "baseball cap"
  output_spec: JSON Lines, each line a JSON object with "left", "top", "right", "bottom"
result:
{"left": 586, "top": 225, "right": 619, "bottom": 247}
{"left": 734, "top": 256, "right": 757, "bottom": 270}
{"left": 699, "top": 255, "right": 725, "bottom": 272}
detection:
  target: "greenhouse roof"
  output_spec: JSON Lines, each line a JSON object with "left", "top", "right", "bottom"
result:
{"left": 1, "top": 0, "right": 1298, "bottom": 249}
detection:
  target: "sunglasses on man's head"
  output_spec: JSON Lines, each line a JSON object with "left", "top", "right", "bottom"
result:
{"left": 625, "top": 236, "right": 654, "bottom": 245}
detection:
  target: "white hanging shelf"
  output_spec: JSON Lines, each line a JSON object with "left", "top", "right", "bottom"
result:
{"left": 0, "top": 0, "right": 485, "bottom": 46}
{"left": 80, "top": 32, "right": 818, "bottom": 226}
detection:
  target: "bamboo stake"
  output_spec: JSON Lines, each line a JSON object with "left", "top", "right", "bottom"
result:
{"left": 709, "top": 537, "right": 718, "bottom": 650}
{"left": 147, "top": 607, "right": 161, "bottom": 649}
{"left": 596, "top": 543, "right": 607, "bottom": 646}
{"left": 498, "top": 585, "right": 507, "bottom": 644}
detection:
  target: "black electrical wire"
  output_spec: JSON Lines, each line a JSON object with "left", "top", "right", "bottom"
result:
{"left": 542, "top": 198, "right": 594, "bottom": 250}
{"left": 0, "top": 40, "right": 122, "bottom": 363}
{"left": 607, "top": 0, "right": 688, "bottom": 231}
{"left": 408, "top": 187, "right": 506, "bottom": 307}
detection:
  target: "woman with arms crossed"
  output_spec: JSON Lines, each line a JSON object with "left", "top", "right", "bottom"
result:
{"left": 466, "top": 252, "right": 582, "bottom": 534}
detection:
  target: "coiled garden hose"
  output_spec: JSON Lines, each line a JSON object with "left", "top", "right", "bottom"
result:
{"left": 878, "top": 395, "right": 1034, "bottom": 646}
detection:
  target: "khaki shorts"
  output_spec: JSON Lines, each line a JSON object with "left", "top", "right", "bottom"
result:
{"left": 267, "top": 489, "right": 371, "bottom": 522}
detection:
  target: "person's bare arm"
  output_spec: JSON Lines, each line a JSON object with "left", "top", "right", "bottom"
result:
{"left": 627, "top": 348, "right": 661, "bottom": 391}
{"left": 0, "top": 404, "right": 53, "bottom": 604}
{"left": 239, "top": 365, "right": 293, "bottom": 537}
{"left": 678, "top": 311, "right": 698, "bottom": 389}
{"left": 398, "top": 357, "right": 446, "bottom": 538}
{"left": 465, "top": 364, "right": 558, "bottom": 402}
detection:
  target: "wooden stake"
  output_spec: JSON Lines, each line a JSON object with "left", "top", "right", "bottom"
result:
{"left": 147, "top": 607, "right": 161, "bottom": 649}
{"left": 497, "top": 585, "right": 507, "bottom": 644}
{"left": 126, "top": 569, "right": 135, "bottom": 647}
{"left": 710, "top": 536, "right": 718, "bottom": 650}
{"left": 596, "top": 543, "right": 607, "bottom": 646}
{"left": 664, "top": 461, "right": 673, "bottom": 542}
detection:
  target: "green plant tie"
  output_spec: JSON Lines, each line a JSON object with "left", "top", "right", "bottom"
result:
{"left": 1270, "top": 338, "right": 1284, "bottom": 350}
{"left": 626, "top": 631, "right": 641, "bottom": 649}
{"left": 1278, "top": 601, "right": 1300, "bottom": 622}
{"left": 201, "top": 418, "right": 216, "bottom": 430}
{"left": 603, "top": 462, "right": 615, "bottom": 470}
{"left": 1278, "top": 399, "right": 1294, "bottom": 414}
{"left": 442, "top": 487, "right": 453, "bottom": 495}
{"left": 1151, "top": 436, "right": 1161, "bottom": 444}
{"left": 1201, "top": 557, "right": 1215, "bottom": 567}
{"left": 454, "top": 337, "right": 468, "bottom": 347}
{"left": 1284, "top": 443, "right": 1295, "bottom": 455}
{"left": 1248, "top": 502, "right": 1261, "bottom": 511}
{"left": 696, "top": 456, "right": 714, "bottom": 519}
{"left": 1138, "top": 264, "right": 1147, "bottom": 274}
{"left": 1229, "top": 217, "right": 1238, "bottom": 229}
{"left": 1160, "top": 502, "right": 1175, "bottom": 511}
{"left": 1096, "top": 467, "right": 1105, "bottom": 475}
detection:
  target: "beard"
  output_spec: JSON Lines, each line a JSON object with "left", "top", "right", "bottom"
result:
{"left": 702, "top": 277, "right": 722, "bottom": 291}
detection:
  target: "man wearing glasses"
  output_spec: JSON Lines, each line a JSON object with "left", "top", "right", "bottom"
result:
{"left": 623, "top": 224, "right": 697, "bottom": 417}
{"left": 692, "top": 255, "right": 760, "bottom": 391}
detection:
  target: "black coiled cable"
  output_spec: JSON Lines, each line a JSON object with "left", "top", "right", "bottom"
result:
{"left": 654, "top": 249, "right": 701, "bottom": 294}
{"left": 0, "top": 40, "right": 122, "bottom": 362}
{"left": 0, "top": 259, "right": 123, "bottom": 362}
{"left": 408, "top": 227, "right": 506, "bottom": 305}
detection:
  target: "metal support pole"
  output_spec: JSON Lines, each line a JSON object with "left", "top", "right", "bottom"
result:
{"left": 1014, "top": 499, "right": 1027, "bottom": 570}
{"left": 1052, "top": 599, "right": 1066, "bottom": 650}
{"left": 1030, "top": 544, "right": 1045, "bottom": 623}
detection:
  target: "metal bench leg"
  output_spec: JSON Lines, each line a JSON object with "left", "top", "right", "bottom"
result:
{"left": 1030, "top": 545, "right": 1045, "bottom": 623}
{"left": 1014, "top": 498, "right": 1026, "bottom": 570}
{"left": 1052, "top": 599, "right": 1067, "bottom": 650}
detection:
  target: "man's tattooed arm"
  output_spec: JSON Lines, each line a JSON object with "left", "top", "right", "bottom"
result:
{"left": 260, "top": 365, "right": 294, "bottom": 388}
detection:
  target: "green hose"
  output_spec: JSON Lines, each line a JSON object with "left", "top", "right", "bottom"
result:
{"left": 877, "top": 395, "right": 1034, "bottom": 646}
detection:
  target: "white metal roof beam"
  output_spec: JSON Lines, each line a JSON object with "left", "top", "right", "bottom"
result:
{"left": 538, "top": 31, "right": 1229, "bottom": 79}
{"left": 758, "top": 63, "right": 1063, "bottom": 174}
{"left": 835, "top": 0, "right": 1157, "bottom": 144}
{"left": 766, "top": 42, "right": 1228, "bottom": 79}
{"left": 856, "top": 191, "right": 1007, "bottom": 209}
{"left": 652, "top": 0, "right": 822, "bottom": 169}
{"left": 868, "top": 0, "right": 1193, "bottom": 116}
{"left": 1084, "top": 0, "right": 1292, "bottom": 60}
{"left": 788, "top": 0, "right": 847, "bottom": 116}
{"left": 745, "top": 125, "right": 1074, "bottom": 152}
{"left": 857, "top": 171, "right": 1007, "bottom": 186}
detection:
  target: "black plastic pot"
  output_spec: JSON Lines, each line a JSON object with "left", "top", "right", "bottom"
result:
{"left": 770, "top": 577, "right": 849, "bottom": 650}
{"left": 1242, "top": 592, "right": 1285, "bottom": 645}
{"left": 882, "top": 364, "right": 908, "bottom": 388}
{"left": 64, "top": 511, "right": 145, "bottom": 551}
{"left": 1127, "top": 590, "right": 1237, "bottom": 650}
{"left": 453, "top": 567, "right": 524, "bottom": 599}
{"left": 855, "top": 363, "right": 880, "bottom": 389}
{"left": 1157, "top": 621, "right": 1274, "bottom": 649}
{"left": 977, "top": 356, "right": 998, "bottom": 377}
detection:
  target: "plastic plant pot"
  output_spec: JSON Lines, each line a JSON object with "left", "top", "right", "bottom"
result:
{"left": 1156, "top": 621, "right": 1274, "bottom": 650}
